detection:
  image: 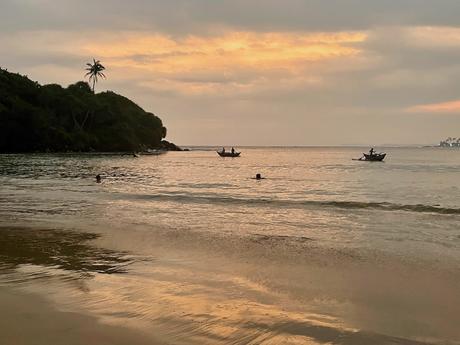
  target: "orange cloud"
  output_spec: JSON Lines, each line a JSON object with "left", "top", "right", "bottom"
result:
{"left": 1, "top": 29, "right": 367, "bottom": 96}
{"left": 78, "top": 31, "right": 367, "bottom": 95}
{"left": 83, "top": 31, "right": 366, "bottom": 74}
{"left": 406, "top": 100, "right": 460, "bottom": 114}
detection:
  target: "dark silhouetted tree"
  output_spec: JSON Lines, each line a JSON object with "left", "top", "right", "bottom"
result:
{"left": 0, "top": 68, "right": 168, "bottom": 152}
{"left": 85, "top": 59, "right": 106, "bottom": 92}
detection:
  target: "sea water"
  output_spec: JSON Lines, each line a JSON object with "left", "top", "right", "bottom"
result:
{"left": 0, "top": 147, "right": 459, "bottom": 344}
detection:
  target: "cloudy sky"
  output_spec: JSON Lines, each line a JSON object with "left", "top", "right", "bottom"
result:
{"left": 2, "top": 0, "right": 460, "bottom": 145}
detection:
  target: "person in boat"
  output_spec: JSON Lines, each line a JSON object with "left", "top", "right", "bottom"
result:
{"left": 221, "top": 147, "right": 226, "bottom": 153}
{"left": 96, "top": 174, "right": 102, "bottom": 183}
{"left": 231, "top": 147, "right": 235, "bottom": 154}
{"left": 369, "top": 147, "right": 375, "bottom": 156}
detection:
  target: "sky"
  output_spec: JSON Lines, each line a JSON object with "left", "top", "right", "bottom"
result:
{"left": 1, "top": 0, "right": 460, "bottom": 146}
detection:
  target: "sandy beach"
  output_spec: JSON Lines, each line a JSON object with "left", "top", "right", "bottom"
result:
{"left": 0, "top": 287, "right": 160, "bottom": 345}
{"left": 1, "top": 221, "right": 459, "bottom": 345}
{"left": 0, "top": 286, "right": 433, "bottom": 345}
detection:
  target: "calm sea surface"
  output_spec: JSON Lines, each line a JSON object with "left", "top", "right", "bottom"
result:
{"left": 1, "top": 147, "right": 460, "bottom": 344}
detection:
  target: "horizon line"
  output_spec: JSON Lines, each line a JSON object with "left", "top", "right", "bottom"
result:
{"left": 178, "top": 144, "right": 438, "bottom": 148}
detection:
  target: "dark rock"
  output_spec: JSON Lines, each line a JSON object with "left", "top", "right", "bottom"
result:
{"left": 158, "top": 140, "right": 182, "bottom": 151}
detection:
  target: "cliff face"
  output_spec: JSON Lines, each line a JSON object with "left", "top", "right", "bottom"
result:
{"left": 0, "top": 68, "right": 168, "bottom": 152}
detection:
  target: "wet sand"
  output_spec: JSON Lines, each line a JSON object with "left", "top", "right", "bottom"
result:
{"left": 1, "top": 224, "right": 459, "bottom": 344}
{"left": 0, "top": 287, "right": 159, "bottom": 345}
{"left": 0, "top": 287, "right": 431, "bottom": 345}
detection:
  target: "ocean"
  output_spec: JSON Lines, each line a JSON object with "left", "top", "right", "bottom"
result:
{"left": 1, "top": 147, "right": 459, "bottom": 344}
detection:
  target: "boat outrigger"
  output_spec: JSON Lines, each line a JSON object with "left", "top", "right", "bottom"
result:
{"left": 354, "top": 148, "right": 386, "bottom": 161}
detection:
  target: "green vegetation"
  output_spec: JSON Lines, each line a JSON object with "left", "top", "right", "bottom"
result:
{"left": 0, "top": 68, "right": 169, "bottom": 152}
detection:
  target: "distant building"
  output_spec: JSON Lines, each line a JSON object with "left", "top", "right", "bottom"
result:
{"left": 440, "top": 138, "right": 460, "bottom": 147}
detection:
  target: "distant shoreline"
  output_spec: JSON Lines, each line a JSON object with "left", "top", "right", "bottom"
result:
{"left": 0, "top": 150, "right": 174, "bottom": 155}
{"left": 0, "top": 145, "right": 451, "bottom": 154}
{"left": 173, "top": 145, "right": 443, "bottom": 149}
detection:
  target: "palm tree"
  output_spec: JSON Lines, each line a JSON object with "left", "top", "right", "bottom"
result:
{"left": 85, "top": 59, "right": 106, "bottom": 92}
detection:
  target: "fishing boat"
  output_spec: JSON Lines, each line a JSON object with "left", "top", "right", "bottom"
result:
{"left": 217, "top": 151, "right": 241, "bottom": 157}
{"left": 354, "top": 151, "right": 386, "bottom": 161}
{"left": 141, "top": 149, "right": 167, "bottom": 156}
{"left": 362, "top": 152, "right": 386, "bottom": 161}
{"left": 353, "top": 148, "right": 386, "bottom": 162}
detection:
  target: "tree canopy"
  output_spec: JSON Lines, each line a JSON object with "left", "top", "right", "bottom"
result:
{"left": 0, "top": 68, "right": 167, "bottom": 152}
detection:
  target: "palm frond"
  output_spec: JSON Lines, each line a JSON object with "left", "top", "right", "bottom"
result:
{"left": 85, "top": 58, "right": 107, "bottom": 91}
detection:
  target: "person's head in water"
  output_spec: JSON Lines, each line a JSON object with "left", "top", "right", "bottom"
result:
{"left": 96, "top": 174, "right": 101, "bottom": 183}
{"left": 256, "top": 173, "right": 262, "bottom": 180}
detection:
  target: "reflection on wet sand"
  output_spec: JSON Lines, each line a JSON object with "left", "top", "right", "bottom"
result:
{"left": 0, "top": 225, "right": 454, "bottom": 345}
{"left": 0, "top": 227, "right": 136, "bottom": 280}
{"left": 72, "top": 259, "right": 434, "bottom": 345}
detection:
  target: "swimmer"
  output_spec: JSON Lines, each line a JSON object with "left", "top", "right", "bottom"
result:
{"left": 252, "top": 173, "right": 265, "bottom": 180}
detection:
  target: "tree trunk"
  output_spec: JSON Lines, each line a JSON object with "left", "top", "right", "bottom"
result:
{"left": 80, "top": 110, "right": 92, "bottom": 130}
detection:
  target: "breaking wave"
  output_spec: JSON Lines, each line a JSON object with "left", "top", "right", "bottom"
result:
{"left": 118, "top": 192, "right": 460, "bottom": 215}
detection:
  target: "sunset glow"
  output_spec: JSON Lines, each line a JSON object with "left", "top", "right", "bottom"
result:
{"left": 3, "top": 2, "right": 460, "bottom": 345}
{"left": 2, "top": 1, "right": 460, "bottom": 145}
{"left": 407, "top": 100, "right": 460, "bottom": 114}
{"left": 85, "top": 31, "right": 366, "bottom": 77}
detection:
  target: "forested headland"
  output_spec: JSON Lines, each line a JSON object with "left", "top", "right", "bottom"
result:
{"left": 0, "top": 68, "right": 178, "bottom": 152}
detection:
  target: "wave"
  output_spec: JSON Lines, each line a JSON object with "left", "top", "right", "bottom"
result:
{"left": 117, "top": 192, "right": 460, "bottom": 215}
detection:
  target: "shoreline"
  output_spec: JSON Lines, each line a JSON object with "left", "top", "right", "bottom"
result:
{"left": 0, "top": 287, "right": 160, "bottom": 345}
{"left": 0, "top": 286, "right": 433, "bottom": 345}
{"left": 1, "top": 224, "right": 459, "bottom": 344}
{"left": 0, "top": 145, "right": 455, "bottom": 155}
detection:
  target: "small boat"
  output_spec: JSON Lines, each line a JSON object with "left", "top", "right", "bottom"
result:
{"left": 362, "top": 152, "right": 386, "bottom": 161}
{"left": 217, "top": 151, "right": 241, "bottom": 157}
{"left": 353, "top": 148, "right": 386, "bottom": 162}
{"left": 141, "top": 149, "right": 167, "bottom": 156}
{"left": 353, "top": 152, "right": 386, "bottom": 161}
